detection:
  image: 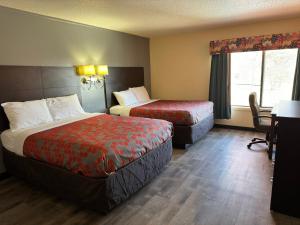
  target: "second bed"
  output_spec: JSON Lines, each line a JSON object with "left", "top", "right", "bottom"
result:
{"left": 110, "top": 99, "right": 214, "bottom": 148}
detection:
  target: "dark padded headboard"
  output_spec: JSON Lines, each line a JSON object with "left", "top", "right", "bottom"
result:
{"left": 105, "top": 67, "right": 144, "bottom": 108}
{"left": 0, "top": 66, "right": 81, "bottom": 133}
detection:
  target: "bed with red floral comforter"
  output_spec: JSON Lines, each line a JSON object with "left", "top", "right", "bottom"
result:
{"left": 23, "top": 114, "right": 172, "bottom": 177}
{"left": 130, "top": 100, "right": 213, "bottom": 126}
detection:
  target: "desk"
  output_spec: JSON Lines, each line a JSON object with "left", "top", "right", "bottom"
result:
{"left": 270, "top": 100, "right": 300, "bottom": 218}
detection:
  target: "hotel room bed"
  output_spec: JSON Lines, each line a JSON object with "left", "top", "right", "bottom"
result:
{"left": 1, "top": 113, "right": 173, "bottom": 213}
{"left": 105, "top": 67, "right": 214, "bottom": 148}
{"left": 0, "top": 66, "right": 175, "bottom": 213}
{"left": 110, "top": 99, "right": 214, "bottom": 148}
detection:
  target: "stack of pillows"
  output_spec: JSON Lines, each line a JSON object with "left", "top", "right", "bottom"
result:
{"left": 1, "top": 94, "right": 85, "bottom": 132}
{"left": 113, "top": 86, "right": 150, "bottom": 106}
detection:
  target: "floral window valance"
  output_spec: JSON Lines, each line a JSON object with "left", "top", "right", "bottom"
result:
{"left": 209, "top": 32, "right": 300, "bottom": 55}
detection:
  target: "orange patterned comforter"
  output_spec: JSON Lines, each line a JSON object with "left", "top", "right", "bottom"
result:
{"left": 23, "top": 114, "right": 172, "bottom": 177}
{"left": 130, "top": 100, "right": 213, "bottom": 125}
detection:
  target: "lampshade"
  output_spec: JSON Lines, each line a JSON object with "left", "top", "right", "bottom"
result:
{"left": 76, "top": 65, "right": 96, "bottom": 76}
{"left": 95, "top": 65, "right": 109, "bottom": 76}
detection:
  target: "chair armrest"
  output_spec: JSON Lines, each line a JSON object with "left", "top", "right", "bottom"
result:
{"left": 257, "top": 115, "right": 272, "bottom": 119}
{"left": 260, "top": 110, "right": 271, "bottom": 113}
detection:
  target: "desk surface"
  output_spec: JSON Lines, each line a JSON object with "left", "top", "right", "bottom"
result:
{"left": 271, "top": 100, "right": 300, "bottom": 119}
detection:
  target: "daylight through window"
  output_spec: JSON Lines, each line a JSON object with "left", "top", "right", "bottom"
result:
{"left": 231, "top": 49, "right": 298, "bottom": 107}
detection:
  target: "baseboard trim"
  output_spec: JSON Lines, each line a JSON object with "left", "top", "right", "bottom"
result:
{"left": 214, "top": 124, "right": 256, "bottom": 131}
{"left": 0, "top": 172, "right": 10, "bottom": 181}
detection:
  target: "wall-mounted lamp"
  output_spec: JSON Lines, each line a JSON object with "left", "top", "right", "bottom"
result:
{"left": 95, "top": 65, "right": 109, "bottom": 77}
{"left": 76, "top": 65, "right": 109, "bottom": 89}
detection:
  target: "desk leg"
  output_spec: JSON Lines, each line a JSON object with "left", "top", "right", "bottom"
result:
{"left": 268, "top": 115, "right": 276, "bottom": 160}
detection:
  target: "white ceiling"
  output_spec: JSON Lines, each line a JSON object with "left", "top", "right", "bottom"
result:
{"left": 0, "top": 0, "right": 300, "bottom": 37}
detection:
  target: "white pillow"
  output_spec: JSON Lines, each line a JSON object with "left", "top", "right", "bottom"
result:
{"left": 1, "top": 99, "right": 53, "bottom": 131}
{"left": 113, "top": 90, "right": 139, "bottom": 106}
{"left": 129, "top": 86, "right": 150, "bottom": 102}
{"left": 46, "top": 94, "right": 85, "bottom": 121}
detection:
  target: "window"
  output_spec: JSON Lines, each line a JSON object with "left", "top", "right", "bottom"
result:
{"left": 231, "top": 49, "right": 298, "bottom": 107}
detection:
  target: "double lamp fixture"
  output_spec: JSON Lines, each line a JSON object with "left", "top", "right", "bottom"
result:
{"left": 76, "top": 65, "right": 108, "bottom": 89}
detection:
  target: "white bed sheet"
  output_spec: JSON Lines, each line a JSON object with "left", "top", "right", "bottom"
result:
{"left": 110, "top": 99, "right": 159, "bottom": 116}
{"left": 0, "top": 112, "right": 101, "bottom": 156}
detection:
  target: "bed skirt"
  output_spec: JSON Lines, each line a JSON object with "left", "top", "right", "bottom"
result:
{"left": 173, "top": 114, "right": 214, "bottom": 148}
{"left": 3, "top": 138, "right": 173, "bottom": 213}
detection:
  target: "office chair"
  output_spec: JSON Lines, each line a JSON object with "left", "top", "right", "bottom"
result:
{"left": 247, "top": 92, "right": 272, "bottom": 149}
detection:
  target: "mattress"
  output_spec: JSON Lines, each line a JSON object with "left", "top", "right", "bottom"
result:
{"left": 110, "top": 100, "right": 214, "bottom": 126}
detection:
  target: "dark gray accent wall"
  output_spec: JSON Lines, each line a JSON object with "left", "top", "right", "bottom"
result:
{"left": 0, "top": 6, "right": 150, "bottom": 174}
{"left": 0, "top": 6, "right": 150, "bottom": 109}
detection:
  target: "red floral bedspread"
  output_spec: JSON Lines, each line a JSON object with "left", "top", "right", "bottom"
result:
{"left": 23, "top": 114, "right": 172, "bottom": 177}
{"left": 130, "top": 100, "right": 213, "bottom": 126}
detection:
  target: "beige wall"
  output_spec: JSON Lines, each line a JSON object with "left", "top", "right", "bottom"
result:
{"left": 150, "top": 17, "right": 300, "bottom": 128}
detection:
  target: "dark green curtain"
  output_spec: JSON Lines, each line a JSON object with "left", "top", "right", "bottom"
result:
{"left": 209, "top": 53, "right": 231, "bottom": 119}
{"left": 292, "top": 49, "right": 300, "bottom": 100}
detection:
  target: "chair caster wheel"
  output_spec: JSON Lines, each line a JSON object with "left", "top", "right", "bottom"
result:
{"left": 247, "top": 144, "right": 251, "bottom": 149}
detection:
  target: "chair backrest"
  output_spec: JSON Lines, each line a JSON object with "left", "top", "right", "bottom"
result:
{"left": 249, "top": 92, "right": 260, "bottom": 128}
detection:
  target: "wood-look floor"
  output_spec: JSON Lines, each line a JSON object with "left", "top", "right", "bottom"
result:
{"left": 0, "top": 128, "right": 300, "bottom": 225}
